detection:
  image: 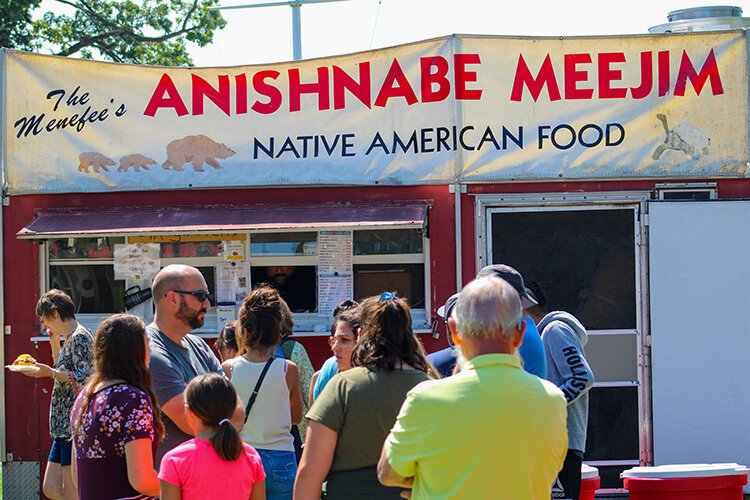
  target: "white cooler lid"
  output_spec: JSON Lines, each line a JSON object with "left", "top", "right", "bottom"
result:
{"left": 621, "top": 463, "right": 750, "bottom": 479}
{"left": 581, "top": 464, "right": 599, "bottom": 479}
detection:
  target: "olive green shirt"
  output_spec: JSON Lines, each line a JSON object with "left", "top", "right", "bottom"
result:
{"left": 307, "top": 366, "right": 431, "bottom": 472}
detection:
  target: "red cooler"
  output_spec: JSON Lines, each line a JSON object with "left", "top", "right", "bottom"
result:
{"left": 621, "top": 463, "right": 749, "bottom": 500}
{"left": 580, "top": 464, "right": 600, "bottom": 500}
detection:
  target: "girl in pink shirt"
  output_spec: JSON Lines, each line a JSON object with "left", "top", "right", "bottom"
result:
{"left": 159, "top": 373, "right": 266, "bottom": 500}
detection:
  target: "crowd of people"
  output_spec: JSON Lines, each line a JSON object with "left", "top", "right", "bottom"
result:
{"left": 21, "top": 262, "right": 594, "bottom": 500}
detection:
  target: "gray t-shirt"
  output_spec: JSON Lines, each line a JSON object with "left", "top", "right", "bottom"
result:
{"left": 147, "top": 324, "right": 221, "bottom": 465}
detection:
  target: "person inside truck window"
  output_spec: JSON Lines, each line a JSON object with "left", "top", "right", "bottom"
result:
{"left": 262, "top": 266, "right": 316, "bottom": 313}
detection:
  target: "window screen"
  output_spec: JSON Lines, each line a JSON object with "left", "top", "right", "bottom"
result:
{"left": 49, "top": 265, "right": 125, "bottom": 313}
{"left": 490, "top": 208, "right": 636, "bottom": 330}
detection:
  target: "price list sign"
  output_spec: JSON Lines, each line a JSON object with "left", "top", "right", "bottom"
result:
{"left": 317, "top": 231, "right": 353, "bottom": 317}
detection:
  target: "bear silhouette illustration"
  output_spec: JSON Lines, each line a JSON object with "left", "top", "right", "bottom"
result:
{"left": 162, "top": 135, "right": 236, "bottom": 172}
{"left": 78, "top": 152, "right": 116, "bottom": 173}
{"left": 118, "top": 154, "right": 157, "bottom": 172}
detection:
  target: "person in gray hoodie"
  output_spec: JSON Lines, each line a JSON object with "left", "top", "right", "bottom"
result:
{"left": 525, "top": 281, "right": 594, "bottom": 500}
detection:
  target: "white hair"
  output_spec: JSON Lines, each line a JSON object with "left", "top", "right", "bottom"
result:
{"left": 454, "top": 276, "right": 523, "bottom": 339}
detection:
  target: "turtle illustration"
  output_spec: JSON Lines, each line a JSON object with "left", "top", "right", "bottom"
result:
{"left": 653, "top": 113, "right": 710, "bottom": 161}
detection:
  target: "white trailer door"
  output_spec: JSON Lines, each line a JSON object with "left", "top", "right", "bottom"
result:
{"left": 649, "top": 200, "right": 750, "bottom": 487}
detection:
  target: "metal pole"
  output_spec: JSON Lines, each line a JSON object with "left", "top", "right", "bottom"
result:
{"left": 0, "top": 47, "right": 7, "bottom": 463}
{"left": 451, "top": 35, "right": 464, "bottom": 292}
{"left": 454, "top": 182, "right": 462, "bottom": 291}
{"left": 291, "top": 2, "right": 302, "bottom": 60}
{"left": 212, "top": 0, "right": 354, "bottom": 61}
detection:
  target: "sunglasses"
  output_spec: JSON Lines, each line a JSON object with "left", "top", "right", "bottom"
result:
{"left": 172, "top": 290, "right": 211, "bottom": 302}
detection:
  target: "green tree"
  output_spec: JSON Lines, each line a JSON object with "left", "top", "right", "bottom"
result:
{"left": 1, "top": 0, "right": 42, "bottom": 49}
{"left": 2, "top": 0, "right": 226, "bottom": 66}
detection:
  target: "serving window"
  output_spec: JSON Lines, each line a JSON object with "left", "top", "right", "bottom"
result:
{"left": 247, "top": 228, "right": 427, "bottom": 320}
{"left": 28, "top": 204, "right": 431, "bottom": 337}
{"left": 48, "top": 237, "right": 127, "bottom": 313}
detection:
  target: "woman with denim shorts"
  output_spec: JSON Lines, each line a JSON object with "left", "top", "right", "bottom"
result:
{"left": 20, "top": 289, "right": 94, "bottom": 499}
{"left": 223, "top": 286, "right": 303, "bottom": 500}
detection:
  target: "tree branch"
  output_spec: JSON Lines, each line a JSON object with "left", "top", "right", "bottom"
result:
{"left": 54, "top": 0, "right": 117, "bottom": 30}
{"left": 43, "top": 0, "right": 219, "bottom": 65}
{"left": 181, "top": 0, "right": 200, "bottom": 32}
{"left": 55, "top": 24, "right": 197, "bottom": 57}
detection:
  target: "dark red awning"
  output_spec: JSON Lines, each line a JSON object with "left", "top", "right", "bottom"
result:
{"left": 17, "top": 202, "right": 430, "bottom": 238}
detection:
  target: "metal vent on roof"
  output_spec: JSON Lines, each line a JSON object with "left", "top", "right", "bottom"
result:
{"left": 649, "top": 5, "right": 750, "bottom": 33}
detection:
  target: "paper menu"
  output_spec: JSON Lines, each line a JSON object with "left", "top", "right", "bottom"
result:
{"left": 223, "top": 240, "right": 245, "bottom": 261}
{"left": 317, "top": 231, "right": 353, "bottom": 317}
{"left": 215, "top": 262, "right": 251, "bottom": 303}
{"left": 114, "top": 243, "right": 160, "bottom": 281}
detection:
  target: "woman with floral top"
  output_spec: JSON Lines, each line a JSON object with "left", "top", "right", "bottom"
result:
{"left": 70, "top": 314, "right": 164, "bottom": 500}
{"left": 19, "top": 289, "right": 94, "bottom": 500}
{"left": 279, "top": 306, "right": 314, "bottom": 456}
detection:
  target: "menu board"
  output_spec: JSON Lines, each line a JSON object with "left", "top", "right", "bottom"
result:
{"left": 317, "top": 231, "right": 353, "bottom": 317}
{"left": 114, "top": 243, "right": 160, "bottom": 281}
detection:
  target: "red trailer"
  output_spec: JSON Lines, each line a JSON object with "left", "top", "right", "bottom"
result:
{"left": 2, "top": 29, "right": 750, "bottom": 496}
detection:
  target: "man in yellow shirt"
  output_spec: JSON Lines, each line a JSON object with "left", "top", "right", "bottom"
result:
{"left": 378, "top": 275, "right": 568, "bottom": 499}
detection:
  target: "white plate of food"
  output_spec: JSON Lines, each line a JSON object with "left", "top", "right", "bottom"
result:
{"left": 6, "top": 354, "right": 39, "bottom": 373}
{"left": 6, "top": 364, "right": 39, "bottom": 373}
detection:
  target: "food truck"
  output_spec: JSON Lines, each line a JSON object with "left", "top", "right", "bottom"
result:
{"left": 2, "top": 25, "right": 750, "bottom": 496}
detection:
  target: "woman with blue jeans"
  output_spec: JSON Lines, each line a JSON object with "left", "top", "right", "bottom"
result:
{"left": 223, "top": 286, "right": 303, "bottom": 500}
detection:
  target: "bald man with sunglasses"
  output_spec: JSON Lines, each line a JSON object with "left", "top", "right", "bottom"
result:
{"left": 148, "top": 264, "right": 243, "bottom": 465}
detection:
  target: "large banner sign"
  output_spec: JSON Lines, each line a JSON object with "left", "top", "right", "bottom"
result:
{"left": 2, "top": 32, "right": 748, "bottom": 194}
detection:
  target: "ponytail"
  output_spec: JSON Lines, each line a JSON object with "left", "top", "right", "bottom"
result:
{"left": 351, "top": 294, "right": 432, "bottom": 374}
{"left": 185, "top": 373, "right": 244, "bottom": 461}
{"left": 212, "top": 418, "right": 243, "bottom": 461}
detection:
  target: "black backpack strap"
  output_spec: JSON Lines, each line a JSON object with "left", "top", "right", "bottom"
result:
{"left": 243, "top": 357, "right": 276, "bottom": 424}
